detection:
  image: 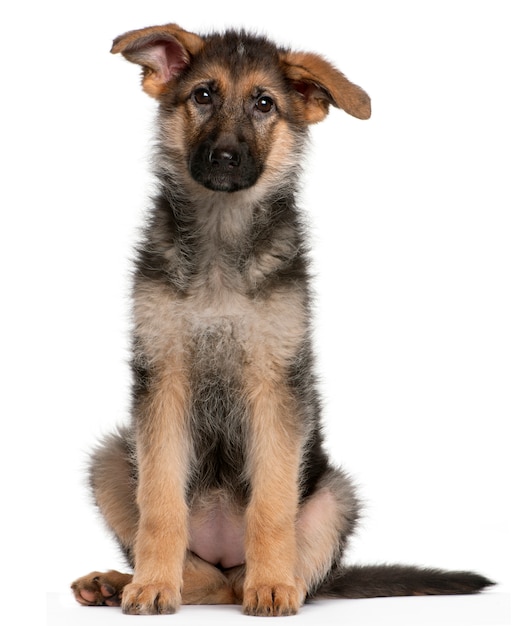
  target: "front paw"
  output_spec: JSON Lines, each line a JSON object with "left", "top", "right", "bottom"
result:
{"left": 121, "top": 582, "right": 181, "bottom": 615}
{"left": 243, "top": 583, "right": 304, "bottom": 617}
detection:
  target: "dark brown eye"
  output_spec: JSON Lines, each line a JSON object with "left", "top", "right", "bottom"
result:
{"left": 193, "top": 88, "right": 212, "bottom": 105}
{"left": 255, "top": 96, "right": 274, "bottom": 113}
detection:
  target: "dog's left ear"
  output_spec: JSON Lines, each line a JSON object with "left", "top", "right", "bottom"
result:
{"left": 280, "top": 51, "right": 371, "bottom": 123}
{"left": 111, "top": 24, "right": 204, "bottom": 99}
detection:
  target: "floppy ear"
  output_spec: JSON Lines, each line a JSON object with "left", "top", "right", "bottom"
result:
{"left": 280, "top": 51, "right": 371, "bottom": 123}
{"left": 111, "top": 24, "right": 204, "bottom": 99}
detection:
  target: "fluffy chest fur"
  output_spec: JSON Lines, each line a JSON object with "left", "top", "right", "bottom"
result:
{"left": 132, "top": 184, "right": 311, "bottom": 365}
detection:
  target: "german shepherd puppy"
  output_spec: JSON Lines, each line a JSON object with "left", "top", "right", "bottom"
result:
{"left": 71, "top": 24, "right": 493, "bottom": 616}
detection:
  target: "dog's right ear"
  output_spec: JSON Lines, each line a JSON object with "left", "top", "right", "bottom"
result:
{"left": 111, "top": 24, "right": 204, "bottom": 99}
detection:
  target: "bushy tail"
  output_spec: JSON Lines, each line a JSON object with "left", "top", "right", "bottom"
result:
{"left": 313, "top": 564, "right": 494, "bottom": 600}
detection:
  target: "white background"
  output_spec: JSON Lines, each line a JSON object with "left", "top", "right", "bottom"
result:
{"left": 0, "top": 1, "right": 521, "bottom": 624}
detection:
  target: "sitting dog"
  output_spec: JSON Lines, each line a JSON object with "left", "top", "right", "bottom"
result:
{"left": 71, "top": 23, "right": 493, "bottom": 616}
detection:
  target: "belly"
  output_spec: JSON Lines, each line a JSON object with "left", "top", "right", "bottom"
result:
{"left": 188, "top": 493, "right": 246, "bottom": 569}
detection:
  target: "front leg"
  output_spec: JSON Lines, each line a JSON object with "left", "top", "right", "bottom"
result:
{"left": 243, "top": 374, "right": 307, "bottom": 617}
{"left": 122, "top": 368, "right": 190, "bottom": 615}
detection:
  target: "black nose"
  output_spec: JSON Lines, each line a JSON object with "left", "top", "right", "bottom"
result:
{"left": 189, "top": 136, "right": 259, "bottom": 191}
{"left": 209, "top": 146, "right": 241, "bottom": 168}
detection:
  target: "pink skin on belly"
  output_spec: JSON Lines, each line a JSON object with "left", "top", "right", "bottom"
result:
{"left": 187, "top": 489, "right": 337, "bottom": 570}
{"left": 188, "top": 503, "right": 246, "bottom": 569}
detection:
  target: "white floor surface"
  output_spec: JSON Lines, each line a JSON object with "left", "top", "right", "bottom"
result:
{"left": 47, "top": 591, "right": 510, "bottom": 625}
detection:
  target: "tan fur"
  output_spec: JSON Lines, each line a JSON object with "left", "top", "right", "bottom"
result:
{"left": 181, "top": 553, "right": 239, "bottom": 605}
{"left": 121, "top": 365, "right": 191, "bottom": 614}
{"left": 243, "top": 368, "right": 305, "bottom": 616}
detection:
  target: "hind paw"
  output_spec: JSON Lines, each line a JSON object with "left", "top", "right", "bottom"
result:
{"left": 71, "top": 570, "right": 132, "bottom": 607}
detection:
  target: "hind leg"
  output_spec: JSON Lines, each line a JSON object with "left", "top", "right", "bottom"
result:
{"left": 72, "top": 429, "right": 137, "bottom": 607}
{"left": 72, "top": 430, "right": 239, "bottom": 608}
{"left": 72, "top": 554, "right": 238, "bottom": 608}
{"left": 87, "top": 428, "right": 139, "bottom": 561}
{"left": 295, "top": 467, "right": 359, "bottom": 595}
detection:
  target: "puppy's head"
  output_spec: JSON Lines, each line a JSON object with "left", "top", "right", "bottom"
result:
{"left": 112, "top": 24, "right": 370, "bottom": 193}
